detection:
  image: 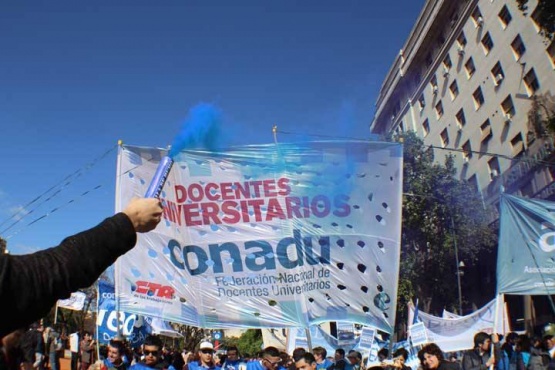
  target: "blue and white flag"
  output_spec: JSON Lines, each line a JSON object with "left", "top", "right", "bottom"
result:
{"left": 497, "top": 194, "right": 555, "bottom": 295}
{"left": 97, "top": 280, "right": 150, "bottom": 347}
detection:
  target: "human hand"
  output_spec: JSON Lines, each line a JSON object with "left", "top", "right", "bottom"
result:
{"left": 492, "top": 333, "right": 499, "bottom": 344}
{"left": 485, "top": 357, "right": 495, "bottom": 367}
{"left": 123, "top": 198, "right": 163, "bottom": 233}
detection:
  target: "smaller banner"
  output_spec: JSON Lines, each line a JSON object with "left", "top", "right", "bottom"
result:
{"left": 497, "top": 194, "right": 555, "bottom": 295}
{"left": 407, "top": 298, "right": 510, "bottom": 352}
{"left": 357, "top": 327, "right": 376, "bottom": 351}
{"left": 57, "top": 292, "right": 87, "bottom": 311}
{"left": 408, "top": 322, "right": 429, "bottom": 346}
{"left": 97, "top": 281, "right": 150, "bottom": 347}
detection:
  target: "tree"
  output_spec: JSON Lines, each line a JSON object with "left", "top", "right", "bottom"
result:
{"left": 393, "top": 131, "right": 498, "bottom": 331}
{"left": 220, "top": 329, "right": 263, "bottom": 358}
{"left": 173, "top": 324, "right": 207, "bottom": 351}
{"left": 517, "top": 0, "right": 555, "bottom": 40}
{"left": 527, "top": 94, "right": 555, "bottom": 138}
{"left": 0, "top": 236, "right": 6, "bottom": 254}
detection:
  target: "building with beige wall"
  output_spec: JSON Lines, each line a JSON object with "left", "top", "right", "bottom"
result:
{"left": 370, "top": 0, "right": 555, "bottom": 217}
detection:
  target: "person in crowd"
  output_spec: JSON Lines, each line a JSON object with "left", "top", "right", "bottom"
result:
{"left": 515, "top": 334, "right": 532, "bottom": 370}
{"left": 289, "top": 349, "right": 307, "bottom": 370}
{"left": 543, "top": 335, "right": 555, "bottom": 359}
{"left": 527, "top": 335, "right": 551, "bottom": 370}
{"left": 346, "top": 351, "right": 362, "bottom": 370}
{"left": 0, "top": 197, "right": 163, "bottom": 339}
{"left": 295, "top": 353, "right": 317, "bottom": 370}
{"left": 280, "top": 351, "right": 292, "bottom": 370}
{"left": 69, "top": 331, "right": 80, "bottom": 370}
{"left": 312, "top": 347, "right": 332, "bottom": 370}
{"left": 246, "top": 346, "right": 283, "bottom": 370}
{"left": 418, "top": 343, "right": 460, "bottom": 370}
{"left": 45, "top": 327, "right": 63, "bottom": 370}
{"left": 501, "top": 332, "right": 519, "bottom": 369}
{"left": 329, "top": 349, "right": 351, "bottom": 370}
{"left": 186, "top": 341, "right": 221, "bottom": 370}
{"left": 382, "top": 348, "right": 411, "bottom": 370}
{"left": 19, "top": 322, "right": 45, "bottom": 370}
{"left": 130, "top": 335, "right": 164, "bottom": 370}
{"left": 167, "top": 350, "right": 186, "bottom": 370}
{"left": 104, "top": 339, "right": 129, "bottom": 370}
{"left": 221, "top": 346, "right": 244, "bottom": 370}
{"left": 80, "top": 331, "right": 95, "bottom": 370}
{"left": 377, "top": 350, "right": 389, "bottom": 364}
{"left": 462, "top": 332, "right": 500, "bottom": 370}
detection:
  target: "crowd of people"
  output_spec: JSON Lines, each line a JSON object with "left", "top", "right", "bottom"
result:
{"left": 6, "top": 326, "right": 555, "bottom": 370}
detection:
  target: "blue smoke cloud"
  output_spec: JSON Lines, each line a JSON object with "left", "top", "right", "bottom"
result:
{"left": 169, "top": 103, "right": 222, "bottom": 158}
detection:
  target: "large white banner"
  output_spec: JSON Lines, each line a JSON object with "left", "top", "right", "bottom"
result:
{"left": 115, "top": 142, "right": 403, "bottom": 332}
{"left": 407, "top": 298, "right": 510, "bottom": 352}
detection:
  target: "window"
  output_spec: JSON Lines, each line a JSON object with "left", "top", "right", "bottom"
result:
{"left": 422, "top": 119, "right": 430, "bottom": 136}
{"left": 548, "top": 41, "right": 555, "bottom": 68}
{"left": 511, "top": 35, "right": 526, "bottom": 60}
{"left": 498, "top": 5, "right": 512, "bottom": 28}
{"left": 481, "top": 119, "right": 493, "bottom": 143}
{"left": 443, "top": 55, "right": 452, "bottom": 73}
{"left": 472, "top": 7, "right": 484, "bottom": 27}
{"left": 465, "top": 57, "right": 476, "bottom": 78}
{"left": 462, "top": 140, "right": 472, "bottom": 161}
{"left": 491, "top": 62, "right": 505, "bottom": 86}
{"left": 430, "top": 75, "right": 438, "bottom": 94}
{"left": 395, "top": 122, "right": 405, "bottom": 135}
{"left": 418, "top": 95, "right": 426, "bottom": 110}
{"left": 531, "top": 7, "right": 542, "bottom": 33}
{"left": 449, "top": 80, "right": 459, "bottom": 100}
{"left": 473, "top": 87, "right": 485, "bottom": 109}
{"left": 488, "top": 157, "right": 501, "bottom": 180}
{"left": 523, "top": 68, "right": 540, "bottom": 95}
{"left": 467, "top": 174, "right": 479, "bottom": 193}
{"left": 510, "top": 133, "right": 524, "bottom": 156}
{"left": 425, "top": 53, "right": 433, "bottom": 67}
{"left": 456, "top": 33, "right": 467, "bottom": 57}
{"left": 501, "top": 95, "right": 516, "bottom": 119}
{"left": 481, "top": 32, "right": 494, "bottom": 54}
{"left": 456, "top": 108, "right": 466, "bottom": 128}
{"left": 435, "top": 101, "right": 444, "bottom": 119}
{"left": 440, "top": 128, "right": 449, "bottom": 147}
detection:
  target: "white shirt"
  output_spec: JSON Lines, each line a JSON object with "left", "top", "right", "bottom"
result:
{"left": 69, "top": 333, "right": 79, "bottom": 353}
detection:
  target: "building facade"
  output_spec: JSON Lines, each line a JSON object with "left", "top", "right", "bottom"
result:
{"left": 370, "top": 0, "right": 555, "bottom": 218}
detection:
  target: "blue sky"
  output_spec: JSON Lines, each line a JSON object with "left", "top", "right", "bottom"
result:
{"left": 0, "top": 0, "right": 424, "bottom": 254}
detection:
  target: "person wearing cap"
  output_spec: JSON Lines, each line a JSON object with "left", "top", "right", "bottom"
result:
{"left": 347, "top": 351, "right": 362, "bottom": 370}
{"left": 186, "top": 341, "right": 221, "bottom": 370}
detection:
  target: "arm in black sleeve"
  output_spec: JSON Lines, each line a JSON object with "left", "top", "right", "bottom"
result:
{"left": 0, "top": 213, "right": 137, "bottom": 337}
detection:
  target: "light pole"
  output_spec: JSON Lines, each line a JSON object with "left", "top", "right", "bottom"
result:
{"left": 451, "top": 216, "right": 463, "bottom": 315}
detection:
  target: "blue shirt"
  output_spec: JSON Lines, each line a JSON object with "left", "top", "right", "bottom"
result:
{"left": 188, "top": 360, "right": 222, "bottom": 370}
{"left": 317, "top": 359, "right": 333, "bottom": 370}
{"left": 222, "top": 359, "right": 246, "bottom": 370}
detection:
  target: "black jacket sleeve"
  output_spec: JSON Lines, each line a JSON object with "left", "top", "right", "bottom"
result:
{"left": 0, "top": 213, "right": 137, "bottom": 337}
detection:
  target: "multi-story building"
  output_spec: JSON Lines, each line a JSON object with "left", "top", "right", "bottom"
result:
{"left": 370, "top": 0, "right": 555, "bottom": 219}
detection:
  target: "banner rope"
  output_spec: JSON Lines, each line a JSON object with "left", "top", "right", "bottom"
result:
{"left": 0, "top": 144, "right": 118, "bottom": 237}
